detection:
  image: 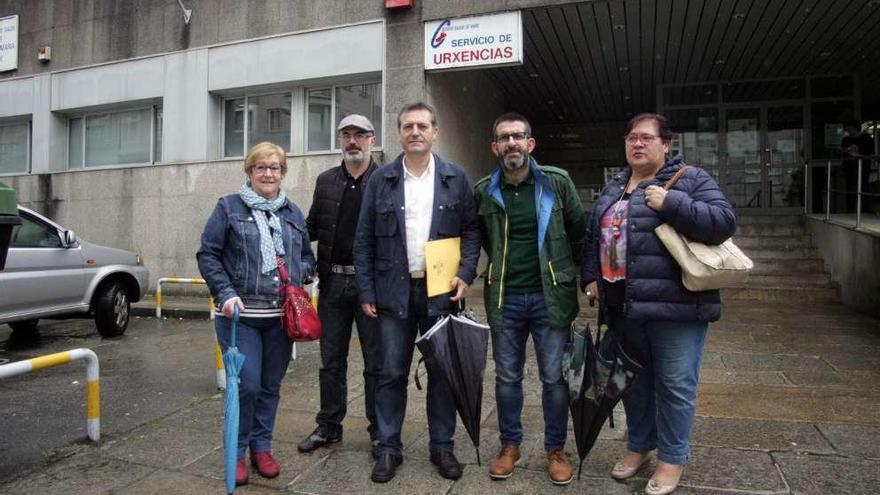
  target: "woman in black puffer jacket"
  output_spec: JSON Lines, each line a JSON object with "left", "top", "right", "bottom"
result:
{"left": 581, "top": 113, "right": 736, "bottom": 495}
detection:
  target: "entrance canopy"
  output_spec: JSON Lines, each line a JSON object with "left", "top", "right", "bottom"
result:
{"left": 483, "top": 0, "right": 880, "bottom": 211}
{"left": 487, "top": 0, "right": 880, "bottom": 125}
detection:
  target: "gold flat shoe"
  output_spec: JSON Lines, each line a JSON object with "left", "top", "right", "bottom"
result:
{"left": 610, "top": 452, "right": 654, "bottom": 480}
{"left": 645, "top": 477, "right": 679, "bottom": 495}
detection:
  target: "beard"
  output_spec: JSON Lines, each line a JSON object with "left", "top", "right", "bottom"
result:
{"left": 500, "top": 149, "right": 528, "bottom": 171}
{"left": 343, "top": 148, "right": 366, "bottom": 166}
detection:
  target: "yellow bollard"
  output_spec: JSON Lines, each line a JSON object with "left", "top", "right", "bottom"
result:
{"left": 214, "top": 338, "right": 226, "bottom": 390}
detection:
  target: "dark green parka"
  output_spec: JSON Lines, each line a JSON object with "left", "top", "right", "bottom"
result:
{"left": 474, "top": 159, "right": 586, "bottom": 330}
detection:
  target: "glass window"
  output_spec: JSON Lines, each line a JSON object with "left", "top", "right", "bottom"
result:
{"left": 11, "top": 214, "right": 62, "bottom": 248}
{"left": 224, "top": 98, "right": 245, "bottom": 157}
{"left": 0, "top": 122, "right": 29, "bottom": 174}
{"left": 221, "top": 82, "right": 383, "bottom": 155}
{"left": 68, "top": 118, "right": 83, "bottom": 168}
{"left": 248, "top": 93, "right": 291, "bottom": 151}
{"left": 308, "top": 88, "right": 332, "bottom": 152}
{"left": 84, "top": 108, "right": 152, "bottom": 167}
{"left": 721, "top": 78, "right": 804, "bottom": 102}
{"left": 667, "top": 108, "right": 719, "bottom": 169}
{"left": 335, "top": 83, "right": 382, "bottom": 145}
{"left": 224, "top": 93, "right": 291, "bottom": 157}
{"left": 68, "top": 106, "right": 160, "bottom": 168}
{"left": 154, "top": 106, "right": 163, "bottom": 162}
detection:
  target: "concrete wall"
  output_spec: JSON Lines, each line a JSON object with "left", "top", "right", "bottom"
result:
{"left": 0, "top": 0, "right": 386, "bottom": 78}
{"left": 426, "top": 69, "right": 504, "bottom": 179}
{"left": 4, "top": 152, "right": 382, "bottom": 293}
{"left": 805, "top": 217, "right": 880, "bottom": 318}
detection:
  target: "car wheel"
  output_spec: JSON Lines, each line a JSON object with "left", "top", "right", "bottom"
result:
{"left": 9, "top": 319, "right": 39, "bottom": 338}
{"left": 95, "top": 282, "right": 130, "bottom": 337}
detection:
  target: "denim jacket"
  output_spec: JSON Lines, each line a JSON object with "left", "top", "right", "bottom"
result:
{"left": 197, "top": 193, "right": 316, "bottom": 310}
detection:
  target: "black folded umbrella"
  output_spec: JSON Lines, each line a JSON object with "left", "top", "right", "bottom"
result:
{"left": 415, "top": 314, "right": 490, "bottom": 465}
{"left": 563, "top": 313, "right": 643, "bottom": 479}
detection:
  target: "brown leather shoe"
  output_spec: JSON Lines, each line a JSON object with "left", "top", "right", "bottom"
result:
{"left": 547, "top": 449, "right": 573, "bottom": 486}
{"left": 489, "top": 444, "right": 521, "bottom": 479}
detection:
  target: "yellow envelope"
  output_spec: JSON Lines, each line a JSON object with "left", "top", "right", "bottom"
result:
{"left": 425, "top": 237, "right": 461, "bottom": 297}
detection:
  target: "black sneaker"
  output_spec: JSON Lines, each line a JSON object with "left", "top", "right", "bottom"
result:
{"left": 371, "top": 452, "right": 403, "bottom": 483}
{"left": 430, "top": 450, "right": 463, "bottom": 480}
{"left": 297, "top": 425, "right": 342, "bottom": 453}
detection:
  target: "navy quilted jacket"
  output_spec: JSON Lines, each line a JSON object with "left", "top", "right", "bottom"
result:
{"left": 580, "top": 156, "right": 736, "bottom": 322}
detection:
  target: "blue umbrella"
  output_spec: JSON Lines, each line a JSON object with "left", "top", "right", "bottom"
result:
{"left": 223, "top": 306, "right": 245, "bottom": 494}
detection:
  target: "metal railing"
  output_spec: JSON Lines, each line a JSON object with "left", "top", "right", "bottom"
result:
{"left": 0, "top": 348, "right": 101, "bottom": 441}
{"left": 805, "top": 155, "right": 879, "bottom": 230}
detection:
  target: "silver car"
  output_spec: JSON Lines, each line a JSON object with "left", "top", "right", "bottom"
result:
{"left": 0, "top": 207, "right": 149, "bottom": 337}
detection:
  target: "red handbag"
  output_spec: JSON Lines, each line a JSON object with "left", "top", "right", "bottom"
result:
{"left": 276, "top": 256, "right": 321, "bottom": 342}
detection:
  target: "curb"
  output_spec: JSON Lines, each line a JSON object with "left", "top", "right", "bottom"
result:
{"left": 131, "top": 305, "right": 212, "bottom": 320}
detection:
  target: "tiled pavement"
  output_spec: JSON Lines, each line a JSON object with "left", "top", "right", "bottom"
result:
{"left": 2, "top": 287, "right": 879, "bottom": 494}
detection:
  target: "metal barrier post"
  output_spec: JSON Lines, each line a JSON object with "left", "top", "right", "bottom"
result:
{"left": 0, "top": 348, "right": 100, "bottom": 441}
{"left": 857, "top": 158, "right": 863, "bottom": 229}
{"left": 154, "top": 277, "right": 223, "bottom": 389}
{"left": 826, "top": 160, "right": 832, "bottom": 220}
{"left": 214, "top": 334, "right": 226, "bottom": 390}
{"left": 155, "top": 277, "right": 214, "bottom": 319}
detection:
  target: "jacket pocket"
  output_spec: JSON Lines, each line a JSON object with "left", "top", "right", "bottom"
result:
{"left": 436, "top": 200, "right": 461, "bottom": 236}
{"left": 375, "top": 202, "right": 398, "bottom": 237}
{"left": 228, "top": 213, "right": 256, "bottom": 279}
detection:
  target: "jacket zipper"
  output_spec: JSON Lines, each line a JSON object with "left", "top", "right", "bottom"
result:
{"left": 548, "top": 260, "right": 557, "bottom": 286}
{"left": 498, "top": 212, "right": 509, "bottom": 309}
{"left": 487, "top": 262, "right": 493, "bottom": 285}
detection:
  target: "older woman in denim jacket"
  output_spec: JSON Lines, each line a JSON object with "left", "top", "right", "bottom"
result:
{"left": 581, "top": 114, "right": 736, "bottom": 495}
{"left": 198, "top": 142, "right": 315, "bottom": 486}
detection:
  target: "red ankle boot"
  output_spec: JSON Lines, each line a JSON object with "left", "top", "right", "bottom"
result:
{"left": 235, "top": 458, "right": 249, "bottom": 486}
{"left": 250, "top": 451, "right": 280, "bottom": 478}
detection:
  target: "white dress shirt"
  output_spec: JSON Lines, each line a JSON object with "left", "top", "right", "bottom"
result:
{"left": 402, "top": 154, "right": 435, "bottom": 272}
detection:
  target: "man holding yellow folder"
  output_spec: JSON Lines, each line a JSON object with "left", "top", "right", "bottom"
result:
{"left": 354, "top": 102, "right": 481, "bottom": 484}
{"left": 474, "top": 113, "right": 586, "bottom": 486}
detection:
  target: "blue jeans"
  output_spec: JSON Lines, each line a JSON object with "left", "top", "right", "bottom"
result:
{"left": 215, "top": 315, "right": 292, "bottom": 458}
{"left": 375, "top": 278, "right": 457, "bottom": 456}
{"left": 316, "top": 273, "right": 380, "bottom": 437}
{"left": 493, "top": 292, "right": 570, "bottom": 451}
{"left": 610, "top": 315, "right": 708, "bottom": 465}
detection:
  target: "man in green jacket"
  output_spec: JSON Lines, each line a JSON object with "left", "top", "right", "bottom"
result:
{"left": 474, "top": 113, "right": 586, "bottom": 486}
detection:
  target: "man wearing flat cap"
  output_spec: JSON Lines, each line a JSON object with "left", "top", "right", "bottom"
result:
{"left": 299, "top": 114, "right": 382, "bottom": 457}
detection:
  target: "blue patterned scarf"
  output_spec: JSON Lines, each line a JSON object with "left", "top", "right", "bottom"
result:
{"left": 239, "top": 182, "right": 287, "bottom": 274}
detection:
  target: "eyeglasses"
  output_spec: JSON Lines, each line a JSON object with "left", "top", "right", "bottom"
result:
{"left": 339, "top": 131, "right": 373, "bottom": 141}
{"left": 253, "top": 164, "right": 282, "bottom": 175}
{"left": 496, "top": 132, "right": 529, "bottom": 143}
{"left": 624, "top": 133, "right": 659, "bottom": 145}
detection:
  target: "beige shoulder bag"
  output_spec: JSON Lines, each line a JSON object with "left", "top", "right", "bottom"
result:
{"left": 653, "top": 166, "right": 753, "bottom": 291}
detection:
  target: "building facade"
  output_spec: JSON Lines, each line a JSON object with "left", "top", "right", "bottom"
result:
{"left": 0, "top": 0, "right": 878, "bottom": 313}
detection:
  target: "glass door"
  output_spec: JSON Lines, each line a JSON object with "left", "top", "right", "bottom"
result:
{"left": 721, "top": 106, "right": 805, "bottom": 211}
{"left": 765, "top": 106, "right": 805, "bottom": 209}
{"left": 723, "top": 108, "right": 762, "bottom": 208}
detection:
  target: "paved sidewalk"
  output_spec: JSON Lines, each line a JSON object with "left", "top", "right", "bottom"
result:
{"left": 2, "top": 286, "right": 879, "bottom": 494}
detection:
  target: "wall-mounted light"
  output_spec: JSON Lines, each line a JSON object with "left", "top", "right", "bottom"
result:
{"left": 38, "top": 46, "right": 51, "bottom": 62}
{"left": 386, "top": 0, "right": 413, "bottom": 9}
